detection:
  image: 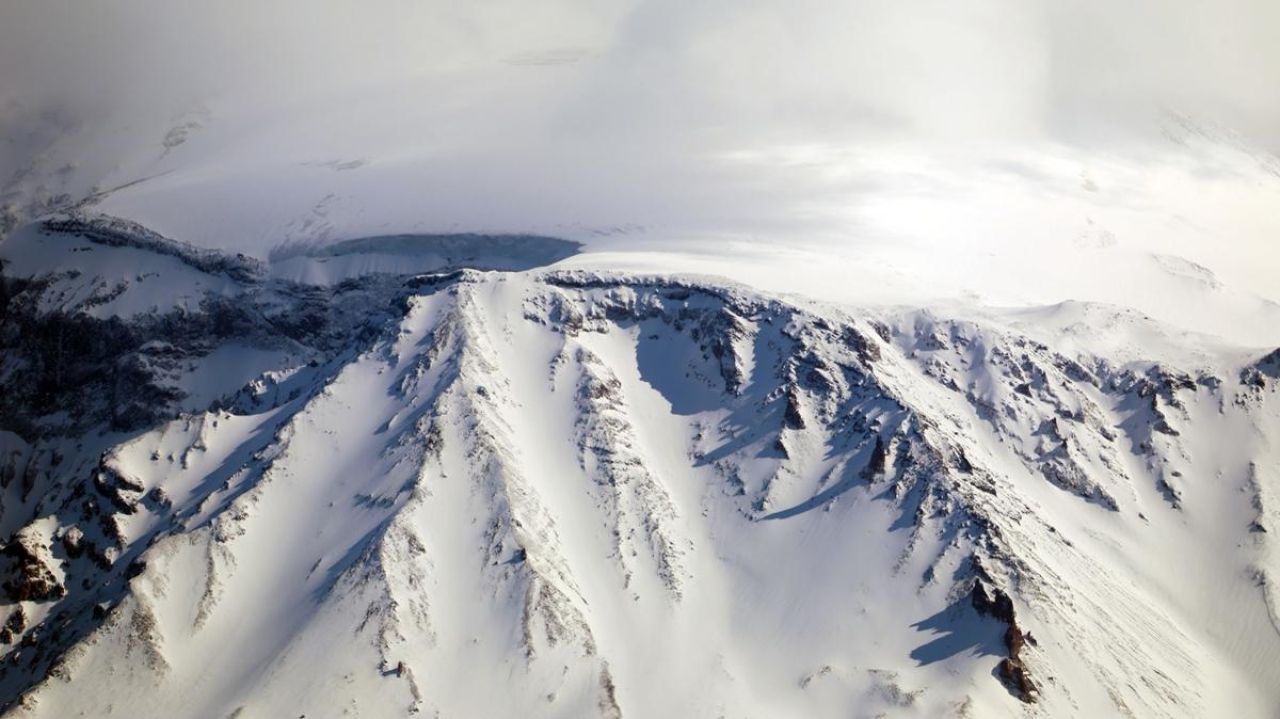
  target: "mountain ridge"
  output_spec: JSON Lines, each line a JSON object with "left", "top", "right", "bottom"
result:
{"left": 0, "top": 222, "right": 1278, "bottom": 716}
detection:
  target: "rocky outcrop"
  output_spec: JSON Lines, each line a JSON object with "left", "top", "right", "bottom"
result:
{"left": 0, "top": 607, "right": 27, "bottom": 644}
{"left": 971, "top": 573, "right": 1037, "bottom": 703}
{"left": 0, "top": 534, "right": 63, "bottom": 604}
{"left": 0, "top": 249, "right": 1273, "bottom": 716}
{"left": 1242, "top": 348, "right": 1280, "bottom": 389}
{"left": 40, "top": 213, "right": 266, "bottom": 284}
{"left": 574, "top": 346, "right": 688, "bottom": 598}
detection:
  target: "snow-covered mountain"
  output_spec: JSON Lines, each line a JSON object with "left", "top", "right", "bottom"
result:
{"left": 0, "top": 214, "right": 1278, "bottom": 717}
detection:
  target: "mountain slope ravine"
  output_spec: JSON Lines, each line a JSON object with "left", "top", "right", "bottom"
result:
{"left": 0, "top": 238, "right": 1279, "bottom": 717}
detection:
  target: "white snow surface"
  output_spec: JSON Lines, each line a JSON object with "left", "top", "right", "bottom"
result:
{"left": 1, "top": 81, "right": 1280, "bottom": 719}
{"left": 0, "top": 223, "right": 1278, "bottom": 716}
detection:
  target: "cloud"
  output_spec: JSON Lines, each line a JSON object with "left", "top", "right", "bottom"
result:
{"left": 4, "top": 1, "right": 1277, "bottom": 143}
{"left": 1, "top": 0, "right": 1278, "bottom": 259}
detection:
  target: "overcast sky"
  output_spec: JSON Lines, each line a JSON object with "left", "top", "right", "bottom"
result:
{"left": 4, "top": 0, "right": 1278, "bottom": 147}
{"left": 3, "top": 1, "right": 1280, "bottom": 344}
{"left": 1, "top": 1, "right": 1278, "bottom": 287}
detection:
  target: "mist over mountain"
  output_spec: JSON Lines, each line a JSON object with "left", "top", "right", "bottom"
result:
{"left": 2, "top": 3, "right": 1279, "bottom": 718}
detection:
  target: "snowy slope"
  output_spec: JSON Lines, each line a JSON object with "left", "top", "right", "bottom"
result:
{"left": 1, "top": 221, "right": 1279, "bottom": 717}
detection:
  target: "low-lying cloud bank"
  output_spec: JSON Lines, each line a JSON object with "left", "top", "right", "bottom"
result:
{"left": 2, "top": 1, "right": 1278, "bottom": 340}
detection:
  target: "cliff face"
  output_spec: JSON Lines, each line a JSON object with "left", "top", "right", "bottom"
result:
{"left": 0, "top": 219, "right": 1279, "bottom": 718}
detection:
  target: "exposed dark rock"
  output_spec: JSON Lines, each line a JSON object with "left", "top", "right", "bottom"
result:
{"left": 0, "top": 608, "right": 27, "bottom": 644}
{"left": 59, "top": 527, "right": 84, "bottom": 558}
{"left": 1, "top": 230, "right": 418, "bottom": 439}
{"left": 93, "top": 466, "right": 140, "bottom": 516}
{"left": 41, "top": 213, "right": 266, "bottom": 284}
{"left": 971, "top": 577, "right": 1037, "bottom": 703}
{"left": 863, "top": 435, "right": 887, "bottom": 480}
{"left": 598, "top": 664, "right": 622, "bottom": 719}
{"left": 1242, "top": 348, "right": 1280, "bottom": 389}
{"left": 842, "top": 326, "right": 881, "bottom": 363}
{"left": 971, "top": 580, "right": 1015, "bottom": 625}
{"left": 145, "top": 486, "right": 172, "bottom": 511}
{"left": 0, "top": 541, "right": 64, "bottom": 603}
{"left": 783, "top": 389, "right": 806, "bottom": 430}
{"left": 870, "top": 321, "right": 892, "bottom": 344}
{"left": 998, "top": 657, "right": 1037, "bottom": 701}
